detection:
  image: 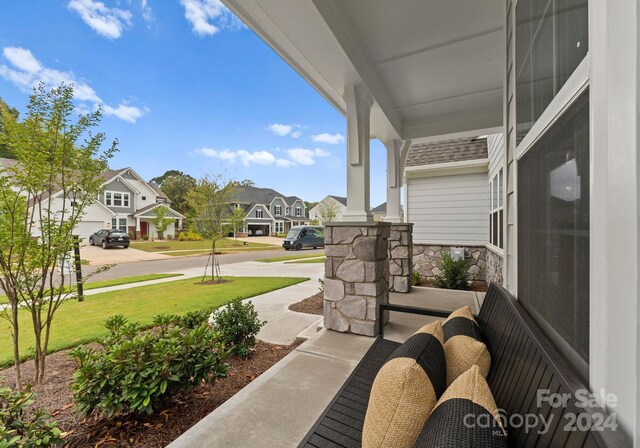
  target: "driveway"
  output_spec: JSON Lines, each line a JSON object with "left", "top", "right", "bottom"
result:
{"left": 80, "top": 244, "right": 171, "bottom": 266}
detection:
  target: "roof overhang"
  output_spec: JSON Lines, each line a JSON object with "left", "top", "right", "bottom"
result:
{"left": 223, "top": 0, "right": 504, "bottom": 142}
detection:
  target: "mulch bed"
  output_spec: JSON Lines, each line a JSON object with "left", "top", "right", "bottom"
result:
{"left": 195, "top": 279, "right": 232, "bottom": 285}
{"left": 288, "top": 291, "right": 323, "bottom": 315}
{"left": 1, "top": 340, "right": 298, "bottom": 448}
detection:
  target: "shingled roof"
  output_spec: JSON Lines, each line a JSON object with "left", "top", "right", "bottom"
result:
{"left": 232, "top": 186, "right": 304, "bottom": 206}
{"left": 405, "top": 137, "right": 488, "bottom": 167}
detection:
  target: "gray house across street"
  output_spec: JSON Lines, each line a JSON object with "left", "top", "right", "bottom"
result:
{"left": 231, "top": 186, "right": 309, "bottom": 236}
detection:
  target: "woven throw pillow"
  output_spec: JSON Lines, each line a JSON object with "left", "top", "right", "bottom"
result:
{"left": 362, "top": 320, "right": 446, "bottom": 448}
{"left": 443, "top": 306, "right": 491, "bottom": 386}
{"left": 415, "top": 365, "right": 507, "bottom": 447}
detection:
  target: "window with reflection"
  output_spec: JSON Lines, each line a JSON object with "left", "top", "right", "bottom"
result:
{"left": 518, "top": 90, "right": 589, "bottom": 380}
{"left": 516, "top": 0, "right": 588, "bottom": 144}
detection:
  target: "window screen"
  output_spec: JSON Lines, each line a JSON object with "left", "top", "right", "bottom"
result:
{"left": 518, "top": 89, "right": 589, "bottom": 379}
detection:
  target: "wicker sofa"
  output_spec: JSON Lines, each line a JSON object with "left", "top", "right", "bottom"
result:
{"left": 298, "top": 283, "right": 625, "bottom": 448}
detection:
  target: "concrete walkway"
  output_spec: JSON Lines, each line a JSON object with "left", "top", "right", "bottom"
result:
{"left": 168, "top": 286, "right": 478, "bottom": 448}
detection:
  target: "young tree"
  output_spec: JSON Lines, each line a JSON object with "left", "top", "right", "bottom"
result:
{"left": 186, "top": 174, "right": 236, "bottom": 282}
{"left": 318, "top": 200, "right": 341, "bottom": 223}
{"left": 0, "top": 97, "right": 19, "bottom": 158}
{"left": 0, "top": 83, "right": 117, "bottom": 387}
{"left": 150, "top": 206, "right": 174, "bottom": 240}
{"left": 229, "top": 206, "right": 246, "bottom": 241}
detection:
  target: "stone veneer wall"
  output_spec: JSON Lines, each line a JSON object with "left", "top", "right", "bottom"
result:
{"left": 485, "top": 247, "right": 504, "bottom": 285}
{"left": 413, "top": 244, "right": 487, "bottom": 281}
{"left": 323, "top": 222, "right": 390, "bottom": 337}
{"left": 388, "top": 223, "right": 413, "bottom": 293}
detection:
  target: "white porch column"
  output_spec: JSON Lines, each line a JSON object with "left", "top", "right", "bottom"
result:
{"left": 589, "top": 0, "right": 639, "bottom": 441}
{"left": 383, "top": 139, "right": 403, "bottom": 223}
{"left": 343, "top": 84, "right": 374, "bottom": 222}
{"left": 178, "top": 218, "right": 183, "bottom": 230}
{"left": 135, "top": 217, "right": 141, "bottom": 231}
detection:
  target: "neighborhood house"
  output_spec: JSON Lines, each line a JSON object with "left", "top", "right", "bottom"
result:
{"left": 0, "top": 159, "right": 185, "bottom": 241}
{"left": 231, "top": 185, "right": 309, "bottom": 236}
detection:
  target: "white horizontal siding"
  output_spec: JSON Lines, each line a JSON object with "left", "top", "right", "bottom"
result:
{"left": 408, "top": 172, "right": 489, "bottom": 244}
{"left": 487, "top": 133, "right": 505, "bottom": 180}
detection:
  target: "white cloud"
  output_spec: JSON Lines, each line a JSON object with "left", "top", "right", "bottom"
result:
{"left": 3, "top": 47, "right": 42, "bottom": 73}
{"left": 103, "top": 103, "right": 150, "bottom": 124}
{"left": 67, "top": 0, "right": 132, "bottom": 39}
{"left": 194, "top": 146, "right": 331, "bottom": 168}
{"left": 195, "top": 148, "right": 276, "bottom": 166}
{"left": 311, "top": 132, "right": 345, "bottom": 145}
{"left": 0, "top": 47, "right": 148, "bottom": 124}
{"left": 287, "top": 148, "right": 316, "bottom": 166}
{"left": 179, "top": 0, "right": 244, "bottom": 37}
{"left": 237, "top": 150, "right": 275, "bottom": 166}
{"left": 141, "top": 0, "right": 153, "bottom": 22}
{"left": 268, "top": 123, "right": 292, "bottom": 137}
{"left": 276, "top": 158, "right": 295, "bottom": 168}
{"left": 267, "top": 123, "right": 304, "bottom": 138}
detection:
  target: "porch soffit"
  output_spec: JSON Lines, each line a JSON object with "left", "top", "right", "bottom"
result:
{"left": 222, "top": 0, "right": 504, "bottom": 142}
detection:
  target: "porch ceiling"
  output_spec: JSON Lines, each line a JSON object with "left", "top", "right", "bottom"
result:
{"left": 223, "top": 0, "right": 504, "bottom": 142}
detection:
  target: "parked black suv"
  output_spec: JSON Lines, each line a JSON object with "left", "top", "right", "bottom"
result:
{"left": 89, "top": 229, "right": 130, "bottom": 249}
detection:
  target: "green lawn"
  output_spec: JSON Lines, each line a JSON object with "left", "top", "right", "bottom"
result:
{"left": 130, "top": 238, "right": 278, "bottom": 253}
{"left": 0, "top": 276, "right": 308, "bottom": 366}
{"left": 285, "top": 257, "right": 326, "bottom": 264}
{"left": 0, "top": 273, "right": 184, "bottom": 305}
{"left": 257, "top": 253, "right": 325, "bottom": 263}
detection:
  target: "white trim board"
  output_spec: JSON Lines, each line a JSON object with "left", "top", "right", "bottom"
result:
{"left": 405, "top": 159, "right": 489, "bottom": 179}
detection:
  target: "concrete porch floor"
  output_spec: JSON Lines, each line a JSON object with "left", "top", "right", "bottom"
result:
{"left": 169, "top": 286, "right": 479, "bottom": 448}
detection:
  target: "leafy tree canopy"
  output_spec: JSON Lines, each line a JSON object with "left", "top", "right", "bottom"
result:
{"left": 0, "top": 97, "right": 19, "bottom": 158}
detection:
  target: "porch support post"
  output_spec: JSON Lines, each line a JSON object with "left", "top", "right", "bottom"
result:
{"left": 323, "top": 222, "right": 391, "bottom": 336}
{"left": 388, "top": 223, "right": 413, "bottom": 293}
{"left": 383, "top": 139, "right": 404, "bottom": 223}
{"left": 178, "top": 218, "right": 183, "bottom": 230}
{"left": 135, "top": 217, "right": 141, "bottom": 240}
{"left": 343, "top": 84, "right": 374, "bottom": 222}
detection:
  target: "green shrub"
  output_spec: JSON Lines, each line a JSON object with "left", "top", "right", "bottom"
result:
{"left": 411, "top": 270, "right": 422, "bottom": 286}
{"left": 69, "top": 314, "right": 228, "bottom": 417}
{"left": 0, "top": 386, "right": 63, "bottom": 447}
{"left": 212, "top": 299, "right": 264, "bottom": 358}
{"left": 186, "top": 229, "right": 203, "bottom": 241}
{"left": 142, "top": 235, "right": 150, "bottom": 241}
{"left": 432, "top": 252, "right": 470, "bottom": 290}
{"left": 178, "top": 231, "right": 187, "bottom": 241}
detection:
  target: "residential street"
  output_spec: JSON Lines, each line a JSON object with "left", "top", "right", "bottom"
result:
{"left": 81, "top": 248, "right": 325, "bottom": 283}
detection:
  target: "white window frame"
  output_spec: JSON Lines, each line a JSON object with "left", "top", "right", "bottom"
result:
{"left": 488, "top": 168, "right": 504, "bottom": 251}
{"left": 295, "top": 206, "right": 301, "bottom": 217}
{"left": 256, "top": 209, "right": 263, "bottom": 219}
{"left": 275, "top": 205, "right": 282, "bottom": 215}
{"left": 285, "top": 207, "right": 290, "bottom": 216}
{"left": 111, "top": 218, "right": 128, "bottom": 231}
{"left": 106, "top": 191, "right": 130, "bottom": 208}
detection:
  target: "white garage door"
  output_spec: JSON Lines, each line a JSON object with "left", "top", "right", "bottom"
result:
{"left": 74, "top": 221, "right": 104, "bottom": 242}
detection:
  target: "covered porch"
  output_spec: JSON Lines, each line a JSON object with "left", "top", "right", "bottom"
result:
{"left": 175, "top": 0, "right": 639, "bottom": 445}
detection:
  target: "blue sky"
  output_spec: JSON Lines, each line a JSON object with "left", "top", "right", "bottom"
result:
{"left": 0, "top": 0, "right": 390, "bottom": 205}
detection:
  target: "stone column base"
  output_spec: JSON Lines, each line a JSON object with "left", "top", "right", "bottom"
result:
{"left": 388, "top": 223, "right": 413, "bottom": 293}
{"left": 323, "top": 222, "right": 391, "bottom": 336}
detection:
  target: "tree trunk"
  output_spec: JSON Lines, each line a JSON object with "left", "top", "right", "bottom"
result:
{"left": 11, "top": 304, "right": 22, "bottom": 390}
